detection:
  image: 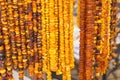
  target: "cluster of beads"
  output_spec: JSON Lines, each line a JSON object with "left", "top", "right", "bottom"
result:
{"left": 78, "top": 0, "right": 95, "bottom": 80}
{"left": 42, "top": 0, "right": 74, "bottom": 80}
{"left": 78, "top": 0, "right": 119, "bottom": 80}
{"left": 0, "top": 0, "right": 74, "bottom": 80}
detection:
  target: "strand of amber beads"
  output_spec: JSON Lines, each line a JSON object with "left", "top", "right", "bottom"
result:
{"left": 63, "top": 0, "right": 69, "bottom": 79}
{"left": 79, "top": 0, "right": 86, "bottom": 79}
{"left": 54, "top": 0, "right": 59, "bottom": 72}
{"left": 49, "top": 0, "right": 58, "bottom": 72}
{"left": 1, "top": 0, "right": 13, "bottom": 79}
{"left": 57, "top": 0, "right": 64, "bottom": 75}
{"left": 7, "top": 0, "right": 17, "bottom": 70}
{"left": 24, "top": 0, "right": 29, "bottom": 69}
{"left": 63, "top": 0, "right": 71, "bottom": 80}
{"left": 100, "top": 0, "right": 111, "bottom": 74}
{"left": 14, "top": 1, "right": 23, "bottom": 76}
{"left": 12, "top": 0, "right": 19, "bottom": 70}
{"left": 27, "top": 0, "right": 35, "bottom": 77}
{"left": 36, "top": 0, "right": 43, "bottom": 79}
{"left": 85, "top": 0, "right": 95, "bottom": 80}
{"left": 18, "top": 1, "right": 24, "bottom": 79}
{"left": 45, "top": 0, "right": 51, "bottom": 77}
{"left": 41, "top": 0, "right": 47, "bottom": 74}
{"left": 24, "top": 0, "right": 30, "bottom": 72}
{"left": 0, "top": 3, "right": 7, "bottom": 79}
{"left": 45, "top": 0, "right": 52, "bottom": 80}
{"left": 96, "top": 0, "right": 105, "bottom": 76}
{"left": 45, "top": 0, "right": 52, "bottom": 79}
{"left": 94, "top": 0, "right": 103, "bottom": 78}
{"left": 69, "top": 0, "right": 74, "bottom": 69}
{"left": 20, "top": 1, "right": 28, "bottom": 70}
{"left": 32, "top": 0, "right": 39, "bottom": 79}
{"left": 110, "top": 0, "right": 118, "bottom": 59}
{"left": 0, "top": 26, "right": 6, "bottom": 79}
{"left": 41, "top": 0, "right": 52, "bottom": 79}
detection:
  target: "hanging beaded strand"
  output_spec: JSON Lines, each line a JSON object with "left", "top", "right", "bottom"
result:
{"left": 27, "top": 0, "right": 35, "bottom": 77}
{"left": 41, "top": 0, "right": 47, "bottom": 74}
{"left": 7, "top": 0, "right": 17, "bottom": 70}
{"left": 24, "top": 0, "right": 31, "bottom": 76}
{"left": 0, "top": 1, "right": 7, "bottom": 79}
{"left": 94, "top": 0, "right": 106, "bottom": 77}
{"left": 54, "top": 0, "right": 59, "bottom": 72}
{"left": 1, "top": 0, "right": 13, "bottom": 79}
{"left": 17, "top": 0, "right": 24, "bottom": 79}
{"left": 20, "top": 0, "right": 28, "bottom": 70}
{"left": 63, "top": 0, "right": 73, "bottom": 80}
{"left": 63, "top": 0, "right": 69, "bottom": 79}
{"left": 100, "top": 0, "right": 111, "bottom": 75}
{"left": 49, "top": 0, "right": 58, "bottom": 72}
{"left": 46, "top": 0, "right": 52, "bottom": 79}
{"left": 110, "top": 0, "right": 118, "bottom": 60}
{"left": 94, "top": 0, "right": 103, "bottom": 78}
{"left": 69, "top": 0, "right": 74, "bottom": 69}
{"left": 41, "top": 0, "right": 52, "bottom": 79}
{"left": 79, "top": 0, "right": 86, "bottom": 79}
{"left": 15, "top": 1, "right": 22, "bottom": 72}
{"left": 32, "top": 0, "right": 39, "bottom": 79}
{"left": 36, "top": 0, "right": 44, "bottom": 79}
{"left": 12, "top": 0, "right": 19, "bottom": 70}
{"left": 45, "top": 0, "right": 51, "bottom": 79}
{"left": 57, "top": 0, "right": 64, "bottom": 75}
{"left": 85, "top": 0, "right": 95, "bottom": 80}
{"left": 24, "top": 0, "right": 30, "bottom": 71}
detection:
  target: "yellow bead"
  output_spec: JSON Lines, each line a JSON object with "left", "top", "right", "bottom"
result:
{"left": 0, "top": 69, "right": 6, "bottom": 74}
